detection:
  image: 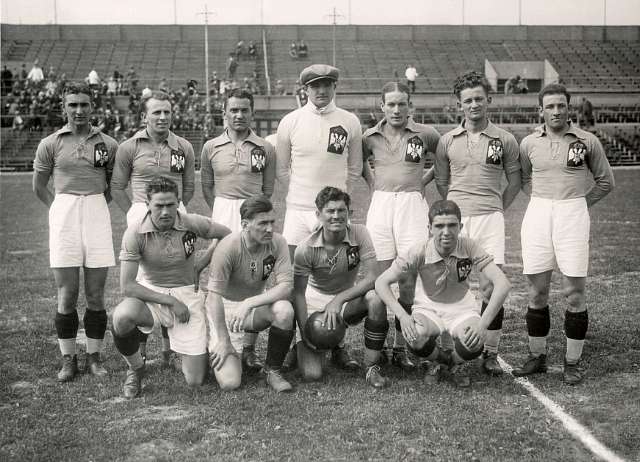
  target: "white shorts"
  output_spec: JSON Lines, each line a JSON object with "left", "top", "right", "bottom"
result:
{"left": 137, "top": 281, "right": 207, "bottom": 356}
{"left": 211, "top": 196, "right": 244, "bottom": 233}
{"left": 413, "top": 289, "right": 480, "bottom": 335}
{"left": 208, "top": 298, "right": 260, "bottom": 354}
{"left": 296, "top": 285, "right": 350, "bottom": 342}
{"left": 127, "top": 201, "right": 187, "bottom": 227}
{"left": 282, "top": 209, "right": 319, "bottom": 246}
{"left": 460, "top": 212, "right": 505, "bottom": 265}
{"left": 366, "top": 191, "right": 429, "bottom": 261}
{"left": 49, "top": 193, "right": 115, "bottom": 268}
{"left": 521, "top": 197, "right": 590, "bottom": 277}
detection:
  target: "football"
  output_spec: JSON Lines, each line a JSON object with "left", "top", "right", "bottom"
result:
{"left": 303, "top": 311, "right": 347, "bottom": 351}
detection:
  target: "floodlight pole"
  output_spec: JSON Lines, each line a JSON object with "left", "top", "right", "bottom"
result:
{"left": 197, "top": 5, "right": 215, "bottom": 134}
{"left": 325, "top": 7, "right": 345, "bottom": 67}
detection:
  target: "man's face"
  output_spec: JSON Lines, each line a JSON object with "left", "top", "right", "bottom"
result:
{"left": 458, "top": 86, "right": 490, "bottom": 123}
{"left": 317, "top": 200, "right": 349, "bottom": 234}
{"left": 540, "top": 93, "right": 569, "bottom": 131}
{"left": 63, "top": 93, "right": 92, "bottom": 129}
{"left": 243, "top": 210, "right": 275, "bottom": 245}
{"left": 224, "top": 96, "right": 252, "bottom": 133}
{"left": 143, "top": 98, "right": 172, "bottom": 137}
{"left": 147, "top": 191, "right": 179, "bottom": 231}
{"left": 306, "top": 80, "right": 336, "bottom": 108}
{"left": 381, "top": 90, "right": 410, "bottom": 128}
{"left": 429, "top": 214, "right": 462, "bottom": 255}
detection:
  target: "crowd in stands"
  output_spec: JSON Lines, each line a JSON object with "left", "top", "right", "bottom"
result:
{"left": 289, "top": 40, "right": 309, "bottom": 59}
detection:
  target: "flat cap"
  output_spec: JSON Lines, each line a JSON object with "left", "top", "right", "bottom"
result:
{"left": 299, "top": 64, "right": 340, "bottom": 86}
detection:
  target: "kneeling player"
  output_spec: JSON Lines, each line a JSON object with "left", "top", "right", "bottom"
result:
{"left": 375, "top": 200, "right": 510, "bottom": 387}
{"left": 205, "top": 196, "right": 296, "bottom": 393}
{"left": 293, "top": 187, "right": 389, "bottom": 388}
{"left": 111, "top": 177, "right": 231, "bottom": 398}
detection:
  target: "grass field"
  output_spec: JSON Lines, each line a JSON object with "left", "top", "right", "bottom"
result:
{"left": 1, "top": 170, "right": 639, "bottom": 461}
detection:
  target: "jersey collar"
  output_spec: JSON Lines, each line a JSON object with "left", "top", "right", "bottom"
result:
{"left": 534, "top": 122, "right": 585, "bottom": 140}
{"left": 212, "top": 128, "right": 264, "bottom": 148}
{"left": 137, "top": 210, "right": 187, "bottom": 233}
{"left": 132, "top": 128, "right": 180, "bottom": 150}
{"left": 424, "top": 238, "right": 466, "bottom": 264}
{"left": 450, "top": 119, "right": 501, "bottom": 139}
{"left": 306, "top": 224, "right": 355, "bottom": 248}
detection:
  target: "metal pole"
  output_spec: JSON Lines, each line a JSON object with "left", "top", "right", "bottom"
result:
{"left": 204, "top": 6, "right": 210, "bottom": 125}
{"left": 53, "top": 0, "right": 57, "bottom": 24}
{"left": 333, "top": 8, "right": 336, "bottom": 67}
{"left": 518, "top": 0, "right": 522, "bottom": 26}
{"left": 461, "top": 0, "right": 465, "bottom": 26}
{"left": 174, "top": 0, "right": 177, "bottom": 25}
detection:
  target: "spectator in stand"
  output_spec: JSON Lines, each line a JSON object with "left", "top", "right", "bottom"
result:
{"left": 106, "top": 76, "right": 118, "bottom": 98}
{"left": 158, "top": 78, "right": 170, "bottom": 93}
{"left": 274, "top": 79, "right": 286, "bottom": 95}
{"left": 297, "top": 40, "right": 308, "bottom": 58}
{"left": 125, "top": 66, "right": 139, "bottom": 95}
{"left": 236, "top": 40, "right": 246, "bottom": 60}
{"left": 27, "top": 60, "right": 45, "bottom": 88}
{"left": 211, "top": 72, "right": 221, "bottom": 95}
{"left": 226, "top": 54, "right": 238, "bottom": 80}
{"left": 504, "top": 75, "right": 520, "bottom": 95}
{"left": 248, "top": 41, "right": 257, "bottom": 59}
{"left": 87, "top": 68, "right": 101, "bottom": 90}
{"left": 578, "top": 97, "right": 595, "bottom": 130}
{"left": 1, "top": 65, "right": 13, "bottom": 96}
{"left": 516, "top": 77, "right": 529, "bottom": 94}
{"left": 113, "top": 67, "right": 123, "bottom": 95}
{"left": 46, "top": 66, "right": 57, "bottom": 82}
{"left": 20, "top": 63, "right": 28, "bottom": 82}
{"left": 289, "top": 42, "right": 298, "bottom": 59}
{"left": 293, "top": 80, "right": 307, "bottom": 107}
{"left": 405, "top": 64, "right": 418, "bottom": 93}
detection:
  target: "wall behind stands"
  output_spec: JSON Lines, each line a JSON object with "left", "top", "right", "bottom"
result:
{"left": 2, "top": 24, "right": 640, "bottom": 42}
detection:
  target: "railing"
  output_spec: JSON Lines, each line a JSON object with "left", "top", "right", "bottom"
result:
{"left": 262, "top": 29, "right": 271, "bottom": 96}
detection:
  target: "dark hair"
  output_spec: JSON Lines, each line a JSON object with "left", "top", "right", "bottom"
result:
{"left": 146, "top": 176, "right": 179, "bottom": 201}
{"left": 141, "top": 90, "right": 172, "bottom": 113}
{"left": 240, "top": 195, "right": 273, "bottom": 220}
{"left": 538, "top": 83, "right": 571, "bottom": 106}
{"left": 224, "top": 89, "right": 254, "bottom": 111}
{"left": 315, "top": 186, "right": 351, "bottom": 211}
{"left": 381, "top": 81, "right": 411, "bottom": 103}
{"left": 62, "top": 82, "right": 93, "bottom": 100}
{"left": 428, "top": 200, "right": 461, "bottom": 224}
{"left": 452, "top": 71, "right": 491, "bottom": 99}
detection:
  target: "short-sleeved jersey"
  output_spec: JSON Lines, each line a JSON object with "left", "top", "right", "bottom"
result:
{"left": 207, "top": 232, "right": 292, "bottom": 301}
{"left": 294, "top": 224, "right": 376, "bottom": 295}
{"left": 519, "top": 123, "right": 615, "bottom": 203}
{"left": 276, "top": 101, "right": 363, "bottom": 211}
{"left": 392, "top": 236, "right": 493, "bottom": 304}
{"left": 200, "top": 129, "right": 275, "bottom": 199}
{"left": 119, "top": 211, "right": 217, "bottom": 288}
{"left": 33, "top": 125, "right": 118, "bottom": 195}
{"left": 362, "top": 118, "right": 440, "bottom": 193}
{"left": 111, "top": 129, "right": 195, "bottom": 203}
{"left": 435, "top": 121, "right": 520, "bottom": 217}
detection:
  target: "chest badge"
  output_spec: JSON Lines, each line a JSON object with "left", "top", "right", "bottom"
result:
{"left": 262, "top": 255, "right": 276, "bottom": 281}
{"left": 486, "top": 139, "right": 503, "bottom": 165}
{"left": 456, "top": 258, "right": 472, "bottom": 282}
{"left": 405, "top": 136, "right": 424, "bottom": 163}
{"left": 251, "top": 146, "right": 266, "bottom": 172}
{"left": 567, "top": 141, "right": 587, "bottom": 167}
{"left": 327, "top": 126, "right": 348, "bottom": 155}
{"left": 171, "top": 149, "right": 186, "bottom": 173}
{"left": 346, "top": 245, "right": 360, "bottom": 271}
{"left": 182, "top": 231, "right": 196, "bottom": 258}
{"left": 93, "top": 142, "right": 109, "bottom": 167}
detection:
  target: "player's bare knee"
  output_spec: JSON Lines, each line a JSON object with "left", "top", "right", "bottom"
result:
{"left": 184, "top": 371, "right": 206, "bottom": 387}
{"left": 408, "top": 335, "right": 437, "bottom": 358}
{"left": 84, "top": 290, "right": 105, "bottom": 311}
{"left": 270, "top": 300, "right": 294, "bottom": 327}
{"left": 413, "top": 313, "right": 440, "bottom": 338}
{"left": 364, "top": 290, "right": 385, "bottom": 321}
{"left": 218, "top": 373, "right": 242, "bottom": 391}
{"left": 563, "top": 286, "right": 585, "bottom": 310}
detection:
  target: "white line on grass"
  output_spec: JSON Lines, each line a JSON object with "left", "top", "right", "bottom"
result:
{"left": 498, "top": 357, "right": 626, "bottom": 462}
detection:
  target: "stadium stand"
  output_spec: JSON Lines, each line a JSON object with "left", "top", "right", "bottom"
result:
{"left": 1, "top": 24, "right": 639, "bottom": 170}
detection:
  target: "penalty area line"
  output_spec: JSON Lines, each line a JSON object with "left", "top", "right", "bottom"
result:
{"left": 498, "top": 357, "right": 626, "bottom": 462}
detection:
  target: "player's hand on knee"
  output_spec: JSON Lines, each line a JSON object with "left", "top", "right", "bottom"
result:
{"left": 399, "top": 313, "right": 418, "bottom": 343}
{"left": 171, "top": 299, "right": 190, "bottom": 323}
{"left": 210, "top": 340, "right": 235, "bottom": 371}
{"left": 463, "top": 324, "right": 486, "bottom": 350}
{"left": 227, "top": 301, "right": 251, "bottom": 333}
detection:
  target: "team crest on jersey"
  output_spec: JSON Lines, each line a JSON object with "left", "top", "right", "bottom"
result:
{"left": 346, "top": 245, "right": 360, "bottom": 271}
{"left": 182, "top": 231, "right": 196, "bottom": 258}
{"left": 486, "top": 139, "right": 503, "bottom": 165}
{"left": 456, "top": 258, "right": 472, "bottom": 282}
{"left": 251, "top": 146, "right": 266, "bottom": 172}
{"left": 170, "top": 149, "right": 186, "bottom": 173}
{"left": 567, "top": 141, "right": 587, "bottom": 167}
{"left": 262, "top": 255, "right": 276, "bottom": 281}
{"left": 93, "top": 142, "right": 109, "bottom": 167}
{"left": 405, "top": 136, "right": 424, "bottom": 163}
{"left": 327, "top": 126, "right": 348, "bottom": 155}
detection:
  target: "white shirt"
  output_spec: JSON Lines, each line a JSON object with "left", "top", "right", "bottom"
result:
{"left": 405, "top": 66, "right": 418, "bottom": 81}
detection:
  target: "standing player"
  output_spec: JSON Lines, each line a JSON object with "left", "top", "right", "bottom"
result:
{"left": 111, "top": 177, "right": 230, "bottom": 398}
{"left": 376, "top": 200, "right": 511, "bottom": 387}
{"left": 293, "top": 187, "right": 389, "bottom": 388}
{"left": 276, "top": 64, "right": 363, "bottom": 261}
{"left": 205, "top": 196, "right": 296, "bottom": 393}
{"left": 434, "top": 71, "right": 521, "bottom": 376}
{"left": 33, "top": 83, "right": 118, "bottom": 381}
{"left": 111, "top": 90, "right": 196, "bottom": 364}
{"left": 362, "top": 81, "right": 440, "bottom": 371}
{"left": 513, "top": 83, "right": 614, "bottom": 384}
{"left": 200, "top": 88, "right": 276, "bottom": 373}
